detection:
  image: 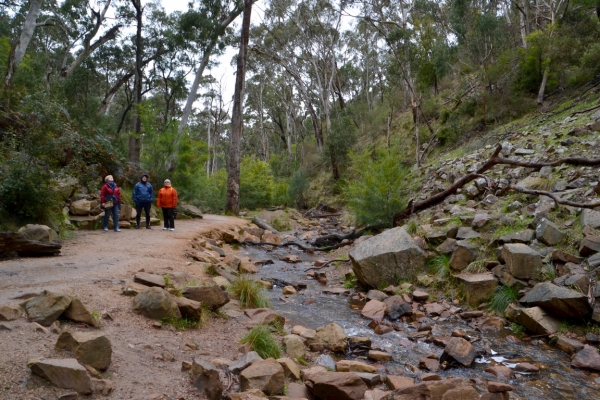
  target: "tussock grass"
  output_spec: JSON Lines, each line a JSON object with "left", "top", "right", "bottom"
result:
{"left": 488, "top": 285, "right": 519, "bottom": 316}
{"left": 464, "top": 259, "right": 487, "bottom": 274}
{"left": 160, "top": 316, "right": 201, "bottom": 331}
{"left": 427, "top": 254, "right": 451, "bottom": 281}
{"left": 228, "top": 276, "right": 271, "bottom": 309}
{"left": 539, "top": 264, "right": 556, "bottom": 281}
{"left": 405, "top": 220, "right": 418, "bottom": 235}
{"left": 240, "top": 324, "right": 282, "bottom": 359}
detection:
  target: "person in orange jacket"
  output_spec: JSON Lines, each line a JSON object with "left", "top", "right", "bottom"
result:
{"left": 157, "top": 179, "right": 179, "bottom": 231}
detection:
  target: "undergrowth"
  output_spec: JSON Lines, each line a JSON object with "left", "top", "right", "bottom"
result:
{"left": 488, "top": 285, "right": 519, "bottom": 316}
{"left": 427, "top": 254, "right": 451, "bottom": 281}
{"left": 228, "top": 276, "right": 271, "bottom": 309}
{"left": 240, "top": 324, "right": 282, "bottom": 359}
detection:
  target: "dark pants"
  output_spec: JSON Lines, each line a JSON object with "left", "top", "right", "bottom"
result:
{"left": 103, "top": 206, "right": 119, "bottom": 230}
{"left": 162, "top": 208, "right": 175, "bottom": 229}
{"left": 136, "top": 201, "right": 152, "bottom": 227}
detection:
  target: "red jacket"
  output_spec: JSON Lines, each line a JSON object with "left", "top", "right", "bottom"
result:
{"left": 100, "top": 183, "right": 122, "bottom": 205}
{"left": 157, "top": 186, "right": 178, "bottom": 208}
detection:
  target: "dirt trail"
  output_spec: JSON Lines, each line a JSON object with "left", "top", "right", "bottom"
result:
{"left": 0, "top": 215, "right": 251, "bottom": 400}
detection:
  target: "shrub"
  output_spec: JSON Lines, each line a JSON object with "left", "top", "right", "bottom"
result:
{"left": 240, "top": 157, "right": 274, "bottom": 210}
{"left": 227, "top": 276, "right": 270, "bottom": 309}
{"left": 344, "top": 152, "right": 409, "bottom": 227}
{"left": 288, "top": 170, "right": 308, "bottom": 209}
{"left": 488, "top": 285, "right": 519, "bottom": 316}
{"left": 240, "top": 324, "right": 282, "bottom": 359}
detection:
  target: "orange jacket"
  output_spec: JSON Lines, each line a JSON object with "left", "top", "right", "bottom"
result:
{"left": 157, "top": 186, "right": 178, "bottom": 208}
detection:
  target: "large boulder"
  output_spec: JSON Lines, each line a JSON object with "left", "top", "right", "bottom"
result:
{"left": 506, "top": 305, "right": 560, "bottom": 335}
{"left": 56, "top": 331, "right": 112, "bottom": 371}
{"left": 28, "top": 358, "right": 92, "bottom": 394}
{"left": 191, "top": 358, "right": 223, "bottom": 400}
{"left": 571, "top": 345, "right": 600, "bottom": 371}
{"left": 309, "top": 371, "right": 367, "bottom": 400}
{"left": 181, "top": 285, "right": 230, "bottom": 310}
{"left": 449, "top": 241, "right": 478, "bottom": 271}
{"left": 70, "top": 199, "right": 91, "bottom": 216}
{"left": 501, "top": 243, "right": 542, "bottom": 280}
{"left": 440, "top": 337, "right": 476, "bottom": 367}
{"left": 132, "top": 287, "right": 181, "bottom": 320}
{"left": 535, "top": 218, "right": 565, "bottom": 246}
{"left": 349, "top": 226, "right": 426, "bottom": 287}
{"left": 579, "top": 235, "right": 600, "bottom": 256}
{"left": 178, "top": 204, "right": 204, "bottom": 219}
{"left": 17, "top": 224, "right": 57, "bottom": 242}
{"left": 315, "top": 322, "right": 348, "bottom": 352}
{"left": 134, "top": 272, "right": 166, "bottom": 288}
{"left": 240, "top": 359, "right": 285, "bottom": 395}
{"left": 580, "top": 209, "right": 600, "bottom": 229}
{"left": 519, "top": 282, "right": 591, "bottom": 318}
{"left": 455, "top": 273, "right": 498, "bottom": 307}
{"left": 24, "top": 290, "right": 72, "bottom": 326}
{"left": 63, "top": 297, "right": 99, "bottom": 327}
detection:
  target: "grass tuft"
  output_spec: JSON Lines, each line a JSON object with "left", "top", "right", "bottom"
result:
{"left": 240, "top": 324, "right": 282, "bottom": 359}
{"left": 427, "top": 254, "right": 451, "bottom": 281}
{"left": 228, "top": 275, "right": 271, "bottom": 309}
{"left": 488, "top": 285, "right": 519, "bottom": 316}
{"left": 464, "top": 259, "right": 487, "bottom": 274}
{"left": 160, "top": 316, "right": 201, "bottom": 331}
{"left": 405, "top": 220, "right": 418, "bottom": 235}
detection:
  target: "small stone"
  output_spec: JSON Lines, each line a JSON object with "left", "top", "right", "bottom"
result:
{"left": 385, "top": 375, "right": 414, "bottom": 390}
{"left": 515, "top": 363, "right": 539, "bottom": 373}
{"left": 368, "top": 350, "right": 393, "bottom": 362}
{"left": 412, "top": 290, "right": 429, "bottom": 302}
{"left": 282, "top": 286, "right": 298, "bottom": 295}
{"left": 487, "top": 381, "right": 515, "bottom": 393}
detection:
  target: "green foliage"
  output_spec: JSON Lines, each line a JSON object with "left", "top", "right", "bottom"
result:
{"left": 240, "top": 324, "right": 282, "bottom": 359}
{"left": 288, "top": 170, "right": 308, "bottom": 209}
{"left": 240, "top": 157, "right": 274, "bottom": 210}
{"left": 344, "top": 152, "right": 409, "bottom": 227}
{"left": 509, "top": 322, "right": 526, "bottom": 336}
{"left": 488, "top": 285, "right": 519, "bottom": 316}
{"left": 270, "top": 214, "right": 291, "bottom": 231}
{"left": 160, "top": 316, "right": 202, "bottom": 331}
{"left": 427, "top": 254, "right": 451, "bottom": 281}
{"left": 464, "top": 259, "right": 486, "bottom": 274}
{"left": 324, "top": 114, "right": 357, "bottom": 179}
{"left": 343, "top": 273, "right": 358, "bottom": 289}
{"left": 227, "top": 276, "right": 270, "bottom": 309}
{"left": 195, "top": 170, "right": 228, "bottom": 213}
{"left": 405, "top": 220, "right": 419, "bottom": 235}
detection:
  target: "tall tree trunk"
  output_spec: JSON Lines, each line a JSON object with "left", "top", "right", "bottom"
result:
{"left": 4, "top": 0, "right": 44, "bottom": 87}
{"left": 225, "top": 0, "right": 253, "bottom": 215}
{"left": 537, "top": 66, "right": 549, "bottom": 105}
{"left": 129, "top": 0, "right": 143, "bottom": 164}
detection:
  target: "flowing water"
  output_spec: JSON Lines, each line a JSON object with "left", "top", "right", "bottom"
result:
{"left": 239, "top": 244, "right": 600, "bottom": 400}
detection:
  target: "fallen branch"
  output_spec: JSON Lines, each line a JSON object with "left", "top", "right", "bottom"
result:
{"left": 393, "top": 145, "right": 600, "bottom": 224}
{"left": 251, "top": 216, "right": 279, "bottom": 234}
{"left": 305, "top": 259, "right": 349, "bottom": 271}
{"left": 570, "top": 103, "right": 600, "bottom": 117}
{"left": 508, "top": 186, "right": 600, "bottom": 208}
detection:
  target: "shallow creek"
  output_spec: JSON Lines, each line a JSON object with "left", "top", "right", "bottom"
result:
{"left": 239, "top": 244, "right": 600, "bottom": 400}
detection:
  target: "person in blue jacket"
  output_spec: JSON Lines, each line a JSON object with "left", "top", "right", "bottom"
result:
{"left": 133, "top": 174, "right": 154, "bottom": 229}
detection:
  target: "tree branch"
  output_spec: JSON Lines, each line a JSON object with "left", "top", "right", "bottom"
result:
{"left": 508, "top": 186, "right": 600, "bottom": 208}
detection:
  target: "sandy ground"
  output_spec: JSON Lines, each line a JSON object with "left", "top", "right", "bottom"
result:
{"left": 0, "top": 215, "right": 254, "bottom": 400}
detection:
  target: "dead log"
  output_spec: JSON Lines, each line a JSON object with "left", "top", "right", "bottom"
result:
{"left": 0, "top": 232, "right": 61, "bottom": 258}
{"left": 251, "top": 216, "right": 279, "bottom": 233}
{"left": 393, "top": 145, "right": 600, "bottom": 225}
{"left": 508, "top": 186, "right": 600, "bottom": 208}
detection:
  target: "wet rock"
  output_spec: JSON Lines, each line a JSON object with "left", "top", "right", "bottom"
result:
{"left": 315, "top": 322, "right": 348, "bottom": 352}
{"left": 366, "top": 290, "right": 389, "bottom": 301}
{"left": 571, "top": 345, "right": 600, "bottom": 371}
{"left": 581, "top": 208, "right": 600, "bottom": 229}
{"left": 310, "top": 371, "right": 368, "bottom": 400}
{"left": 132, "top": 287, "right": 181, "bottom": 320}
{"left": 134, "top": 272, "right": 166, "bottom": 288}
{"left": 244, "top": 308, "right": 284, "bottom": 326}
{"left": 229, "top": 351, "right": 263, "bottom": 374}
{"left": 374, "top": 325, "right": 394, "bottom": 335}
{"left": 421, "top": 373, "right": 442, "bottom": 381}
{"left": 0, "top": 303, "right": 23, "bottom": 321}
{"left": 191, "top": 358, "right": 223, "bottom": 400}
{"left": 383, "top": 296, "right": 412, "bottom": 320}
{"left": 449, "top": 241, "right": 478, "bottom": 271}
{"left": 240, "top": 360, "right": 285, "bottom": 394}
{"left": 579, "top": 235, "right": 600, "bottom": 256}
{"left": 361, "top": 299, "right": 386, "bottom": 320}
{"left": 440, "top": 337, "right": 476, "bottom": 367}
{"left": 364, "top": 388, "right": 391, "bottom": 400}
{"left": 502, "top": 243, "right": 542, "bottom": 280}
{"left": 63, "top": 298, "right": 99, "bottom": 327}
{"left": 515, "top": 362, "right": 539, "bottom": 373}
{"left": 412, "top": 290, "right": 430, "bottom": 302}
{"left": 368, "top": 350, "right": 393, "bottom": 362}
{"left": 349, "top": 226, "right": 426, "bottom": 287}
{"left": 283, "top": 334, "right": 306, "bottom": 360}
{"left": 172, "top": 296, "right": 203, "bottom": 320}
{"left": 484, "top": 366, "right": 514, "bottom": 381}
{"left": 555, "top": 336, "right": 585, "bottom": 355}
{"left": 535, "top": 218, "right": 565, "bottom": 245}
{"left": 181, "top": 285, "right": 230, "bottom": 310}
{"left": 280, "top": 255, "right": 301, "bottom": 263}
{"left": 393, "top": 378, "right": 474, "bottom": 400}
{"left": 276, "top": 358, "right": 301, "bottom": 380}
{"left": 336, "top": 360, "right": 377, "bottom": 374}
{"left": 355, "top": 372, "right": 381, "bottom": 386}
{"left": 455, "top": 273, "right": 498, "bottom": 307}
{"left": 24, "top": 290, "right": 72, "bottom": 326}
{"left": 519, "top": 282, "right": 591, "bottom": 318}
{"left": 487, "top": 381, "right": 514, "bottom": 393}
{"left": 28, "top": 358, "right": 92, "bottom": 394}
{"left": 385, "top": 375, "right": 414, "bottom": 390}
{"left": 56, "top": 331, "right": 112, "bottom": 371}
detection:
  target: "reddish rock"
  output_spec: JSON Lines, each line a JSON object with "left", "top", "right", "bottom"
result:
{"left": 441, "top": 386, "right": 480, "bottom": 399}
{"left": 361, "top": 299, "right": 387, "bottom": 320}
{"left": 484, "top": 365, "right": 514, "bottom": 381}
{"left": 440, "top": 337, "right": 476, "bottom": 367}
{"left": 310, "top": 371, "right": 368, "bottom": 400}
{"left": 418, "top": 357, "right": 440, "bottom": 372}
{"left": 487, "top": 381, "right": 515, "bottom": 393}
{"left": 515, "top": 362, "right": 539, "bottom": 373}
{"left": 571, "top": 345, "right": 600, "bottom": 371}
{"left": 412, "top": 290, "right": 430, "bottom": 302}
{"left": 385, "top": 375, "right": 414, "bottom": 390}
{"left": 421, "top": 373, "right": 442, "bottom": 381}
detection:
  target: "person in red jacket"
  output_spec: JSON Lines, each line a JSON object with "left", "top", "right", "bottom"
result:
{"left": 100, "top": 175, "right": 122, "bottom": 232}
{"left": 157, "top": 179, "right": 178, "bottom": 231}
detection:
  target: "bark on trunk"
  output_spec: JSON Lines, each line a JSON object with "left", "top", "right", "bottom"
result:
{"left": 129, "top": 0, "right": 143, "bottom": 164}
{"left": 4, "top": 0, "right": 44, "bottom": 86}
{"left": 537, "top": 66, "right": 549, "bottom": 105}
{"left": 225, "top": 0, "right": 252, "bottom": 214}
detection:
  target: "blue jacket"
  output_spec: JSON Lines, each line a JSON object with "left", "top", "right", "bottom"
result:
{"left": 133, "top": 181, "right": 154, "bottom": 203}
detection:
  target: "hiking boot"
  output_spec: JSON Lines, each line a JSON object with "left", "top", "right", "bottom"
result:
{"left": 146, "top": 225, "right": 151, "bottom": 229}
{"left": 169, "top": 228, "right": 175, "bottom": 231}
{"left": 163, "top": 227, "right": 168, "bottom": 230}
{"left": 135, "top": 225, "right": 140, "bottom": 229}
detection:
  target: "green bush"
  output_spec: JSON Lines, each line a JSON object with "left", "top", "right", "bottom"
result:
{"left": 344, "top": 152, "right": 409, "bottom": 227}
{"left": 240, "top": 324, "right": 282, "bottom": 359}
{"left": 240, "top": 157, "right": 274, "bottom": 210}
{"left": 227, "top": 276, "right": 270, "bottom": 309}
{"left": 488, "top": 285, "right": 519, "bottom": 316}
{"left": 288, "top": 170, "right": 308, "bottom": 209}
